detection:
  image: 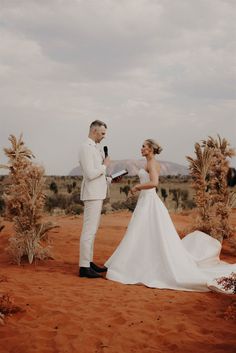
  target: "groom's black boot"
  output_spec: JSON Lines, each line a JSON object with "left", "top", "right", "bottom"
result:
{"left": 79, "top": 267, "right": 102, "bottom": 278}
{"left": 90, "top": 262, "right": 107, "bottom": 273}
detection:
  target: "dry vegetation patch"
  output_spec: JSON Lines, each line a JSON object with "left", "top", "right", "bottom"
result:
{"left": 187, "top": 135, "right": 236, "bottom": 241}
{"left": 0, "top": 135, "right": 57, "bottom": 264}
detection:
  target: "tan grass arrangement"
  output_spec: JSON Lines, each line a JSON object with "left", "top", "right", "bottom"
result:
{"left": 187, "top": 135, "right": 235, "bottom": 241}
{"left": 0, "top": 134, "right": 56, "bottom": 264}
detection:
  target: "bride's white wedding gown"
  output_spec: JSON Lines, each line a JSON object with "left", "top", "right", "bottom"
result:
{"left": 105, "top": 169, "right": 236, "bottom": 292}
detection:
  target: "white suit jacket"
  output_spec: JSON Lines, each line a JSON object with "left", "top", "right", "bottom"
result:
{"left": 79, "top": 138, "right": 108, "bottom": 201}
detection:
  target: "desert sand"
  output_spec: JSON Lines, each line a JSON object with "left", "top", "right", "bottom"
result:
{"left": 0, "top": 210, "right": 236, "bottom": 353}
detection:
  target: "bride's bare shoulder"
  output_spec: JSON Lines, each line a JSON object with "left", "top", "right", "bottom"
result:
{"left": 156, "top": 161, "right": 161, "bottom": 173}
{"left": 147, "top": 160, "right": 160, "bottom": 174}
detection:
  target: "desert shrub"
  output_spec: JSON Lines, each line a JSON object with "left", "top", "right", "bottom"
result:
{"left": 45, "top": 191, "right": 84, "bottom": 215}
{"left": 67, "top": 184, "right": 73, "bottom": 193}
{"left": 161, "top": 188, "right": 168, "bottom": 202}
{"left": 0, "top": 197, "right": 5, "bottom": 214}
{"left": 181, "top": 199, "right": 196, "bottom": 210}
{"left": 169, "top": 188, "right": 182, "bottom": 210}
{"left": 65, "top": 204, "right": 83, "bottom": 215}
{"left": 180, "top": 189, "right": 189, "bottom": 201}
{"left": 227, "top": 168, "right": 236, "bottom": 187}
{"left": 120, "top": 185, "right": 131, "bottom": 198}
{"left": 112, "top": 196, "right": 138, "bottom": 212}
{"left": 70, "top": 191, "right": 83, "bottom": 205}
{"left": 111, "top": 201, "right": 128, "bottom": 211}
{"left": 0, "top": 134, "right": 57, "bottom": 264}
{"left": 49, "top": 181, "right": 58, "bottom": 194}
{"left": 45, "top": 194, "right": 69, "bottom": 212}
{"left": 187, "top": 135, "right": 236, "bottom": 241}
{"left": 101, "top": 202, "right": 112, "bottom": 214}
{"left": 124, "top": 196, "right": 138, "bottom": 212}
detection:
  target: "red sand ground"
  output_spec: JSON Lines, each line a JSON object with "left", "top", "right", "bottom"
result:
{"left": 0, "top": 210, "right": 236, "bottom": 353}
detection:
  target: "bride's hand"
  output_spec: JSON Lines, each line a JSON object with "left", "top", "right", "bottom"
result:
{"left": 131, "top": 184, "right": 141, "bottom": 195}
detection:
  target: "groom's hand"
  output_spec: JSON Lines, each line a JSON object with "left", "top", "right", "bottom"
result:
{"left": 103, "top": 156, "right": 111, "bottom": 167}
{"left": 112, "top": 176, "right": 123, "bottom": 183}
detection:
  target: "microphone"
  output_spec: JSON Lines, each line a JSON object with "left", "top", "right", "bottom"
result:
{"left": 103, "top": 146, "right": 108, "bottom": 158}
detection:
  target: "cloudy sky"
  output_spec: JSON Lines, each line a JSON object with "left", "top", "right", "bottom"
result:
{"left": 0, "top": 0, "right": 235, "bottom": 174}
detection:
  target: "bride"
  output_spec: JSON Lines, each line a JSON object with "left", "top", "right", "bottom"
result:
{"left": 105, "top": 139, "right": 236, "bottom": 293}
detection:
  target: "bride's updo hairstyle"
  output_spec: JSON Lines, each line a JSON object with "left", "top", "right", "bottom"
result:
{"left": 145, "top": 139, "right": 163, "bottom": 155}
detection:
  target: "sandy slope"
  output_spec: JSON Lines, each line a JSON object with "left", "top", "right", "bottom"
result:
{"left": 0, "top": 210, "right": 236, "bottom": 353}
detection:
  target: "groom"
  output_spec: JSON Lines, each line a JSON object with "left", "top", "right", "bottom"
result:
{"left": 78, "top": 120, "right": 111, "bottom": 278}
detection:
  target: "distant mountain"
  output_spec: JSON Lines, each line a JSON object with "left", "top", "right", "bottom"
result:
{"left": 69, "top": 159, "right": 189, "bottom": 176}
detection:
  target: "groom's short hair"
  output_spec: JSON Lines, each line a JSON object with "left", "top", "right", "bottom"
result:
{"left": 90, "top": 120, "right": 107, "bottom": 130}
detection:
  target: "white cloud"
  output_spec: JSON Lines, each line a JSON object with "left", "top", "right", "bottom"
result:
{"left": 0, "top": 0, "right": 235, "bottom": 174}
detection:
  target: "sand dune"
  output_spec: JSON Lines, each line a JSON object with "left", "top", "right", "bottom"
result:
{"left": 0, "top": 210, "right": 236, "bottom": 353}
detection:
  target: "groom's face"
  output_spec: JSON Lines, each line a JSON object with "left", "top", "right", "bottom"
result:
{"left": 95, "top": 126, "right": 107, "bottom": 143}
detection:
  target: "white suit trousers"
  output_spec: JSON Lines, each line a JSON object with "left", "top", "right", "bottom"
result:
{"left": 79, "top": 200, "right": 103, "bottom": 267}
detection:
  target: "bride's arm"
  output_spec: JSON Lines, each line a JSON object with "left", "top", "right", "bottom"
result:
{"left": 131, "top": 162, "right": 159, "bottom": 193}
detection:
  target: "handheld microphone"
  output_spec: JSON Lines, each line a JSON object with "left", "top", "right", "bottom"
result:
{"left": 103, "top": 146, "right": 108, "bottom": 158}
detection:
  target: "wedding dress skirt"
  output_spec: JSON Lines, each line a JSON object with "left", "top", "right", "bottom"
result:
{"left": 105, "top": 169, "right": 236, "bottom": 292}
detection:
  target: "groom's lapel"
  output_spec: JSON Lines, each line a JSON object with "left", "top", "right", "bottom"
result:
{"left": 96, "top": 143, "right": 104, "bottom": 161}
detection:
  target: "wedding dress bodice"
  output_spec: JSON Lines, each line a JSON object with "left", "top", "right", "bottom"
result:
{"left": 138, "top": 168, "right": 156, "bottom": 195}
{"left": 138, "top": 168, "right": 150, "bottom": 183}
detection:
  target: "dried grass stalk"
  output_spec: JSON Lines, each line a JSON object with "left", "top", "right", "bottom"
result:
{"left": 187, "top": 135, "right": 236, "bottom": 242}
{"left": 0, "top": 134, "right": 57, "bottom": 264}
